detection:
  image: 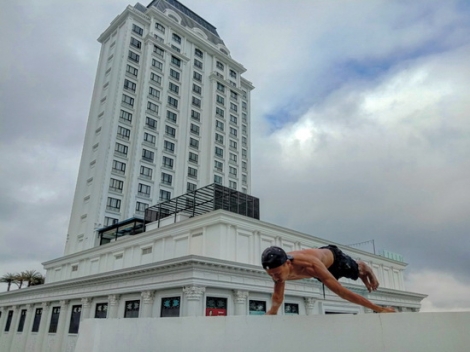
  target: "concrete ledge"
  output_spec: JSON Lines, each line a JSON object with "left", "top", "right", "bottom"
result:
{"left": 75, "top": 312, "right": 469, "bottom": 352}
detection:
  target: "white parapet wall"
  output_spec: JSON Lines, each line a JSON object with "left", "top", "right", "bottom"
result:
{"left": 75, "top": 312, "right": 469, "bottom": 352}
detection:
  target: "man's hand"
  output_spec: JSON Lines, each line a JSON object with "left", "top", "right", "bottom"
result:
{"left": 378, "top": 306, "right": 396, "bottom": 313}
{"left": 265, "top": 310, "right": 277, "bottom": 315}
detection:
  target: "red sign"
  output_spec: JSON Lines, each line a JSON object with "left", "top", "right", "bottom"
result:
{"left": 206, "top": 308, "right": 227, "bottom": 316}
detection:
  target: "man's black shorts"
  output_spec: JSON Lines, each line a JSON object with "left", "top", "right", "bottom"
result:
{"left": 319, "top": 245, "right": 359, "bottom": 281}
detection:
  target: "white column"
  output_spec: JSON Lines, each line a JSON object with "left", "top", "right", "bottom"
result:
{"left": 0, "top": 306, "right": 8, "bottom": 337}
{"left": 18, "top": 304, "right": 35, "bottom": 352}
{"left": 233, "top": 290, "right": 249, "bottom": 315}
{"left": 182, "top": 286, "right": 205, "bottom": 317}
{"left": 80, "top": 298, "right": 92, "bottom": 321}
{"left": 108, "top": 295, "right": 120, "bottom": 318}
{"left": 141, "top": 291, "right": 155, "bottom": 318}
{"left": 3, "top": 305, "right": 20, "bottom": 352}
{"left": 54, "top": 300, "right": 69, "bottom": 352}
{"left": 304, "top": 297, "right": 316, "bottom": 316}
{"left": 37, "top": 302, "right": 50, "bottom": 352}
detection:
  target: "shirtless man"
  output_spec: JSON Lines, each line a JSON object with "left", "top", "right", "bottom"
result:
{"left": 261, "top": 245, "right": 395, "bottom": 314}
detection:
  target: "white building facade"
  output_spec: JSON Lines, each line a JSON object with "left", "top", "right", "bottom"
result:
{"left": 65, "top": 0, "right": 253, "bottom": 255}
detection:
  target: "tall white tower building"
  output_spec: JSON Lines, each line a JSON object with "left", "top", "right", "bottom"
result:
{"left": 65, "top": 0, "right": 254, "bottom": 255}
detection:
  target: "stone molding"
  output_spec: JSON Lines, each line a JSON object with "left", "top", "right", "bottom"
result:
{"left": 183, "top": 286, "right": 205, "bottom": 300}
{"left": 108, "top": 294, "right": 120, "bottom": 306}
{"left": 141, "top": 290, "right": 155, "bottom": 304}
{"left": 233, "top": 290, "right": 249, "bottom": 303}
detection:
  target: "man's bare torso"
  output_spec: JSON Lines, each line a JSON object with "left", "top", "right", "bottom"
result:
{"left": 283, "top": 248, "right": 335, "bottom": 281}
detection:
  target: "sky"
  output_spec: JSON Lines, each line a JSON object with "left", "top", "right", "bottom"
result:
{"left": 1, "top": 0, "right": 469, "bottom": 312}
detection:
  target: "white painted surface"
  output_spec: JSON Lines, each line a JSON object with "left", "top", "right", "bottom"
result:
{"left": 75, "top": 313, "right": 469, "bottom": 352}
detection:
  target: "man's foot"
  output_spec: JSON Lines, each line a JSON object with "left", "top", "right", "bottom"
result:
{"left": 357, "top": 261, "right": 379, "bottom": 292}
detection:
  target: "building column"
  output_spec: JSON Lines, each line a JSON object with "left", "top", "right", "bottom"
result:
{"left": 18, "top": 304, "right": 35, "bottom": 352}
{"left": 183, "top": 286, "right": 205, "bottom": 317}
{"left": 304, "top": 298, "right": 316, "bottom": 316}
{"left": 0, "top": 306, "right": 8, "bottom": 337}
{"left": 141, "top": 291, "right": 155, "bottom": 318}
{"left": 37, "top": 302, "right": 50, "bottom": 352}
{"left": 54, "top": 300, "right": 70, "bottom": 352}
{"left": 108, "top": 295, "right": 120, "bottom": 318}
{"left": 80, "top": 298, "right": 93, "bottom": 321}
{"left": 3, "top": 305, "right": 20, "bottom": 352}
{"left": 233, "top": 290, "right": 249, "bottom": 315}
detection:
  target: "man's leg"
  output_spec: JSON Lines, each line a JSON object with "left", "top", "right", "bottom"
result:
{"left": 357, "top": 260, "right": 379, "bottom": 292}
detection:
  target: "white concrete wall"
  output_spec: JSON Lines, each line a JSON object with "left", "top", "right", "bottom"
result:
{"left": 75, "top": 312, "right": 469, "bottom": 352}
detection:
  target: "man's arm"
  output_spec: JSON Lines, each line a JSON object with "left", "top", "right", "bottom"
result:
{"left": 266, "top": 281, "right": 285, "bottom": 315}
{"left": 313, "top": 262, "right": 395, "bottom": 313}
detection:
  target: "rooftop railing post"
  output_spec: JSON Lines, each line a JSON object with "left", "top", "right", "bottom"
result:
{"left": 157, "top": 204, "right": 161, "bottom": 228}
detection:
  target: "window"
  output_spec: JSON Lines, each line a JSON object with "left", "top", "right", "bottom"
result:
{"left": 195, "top": 48, "right": 203, "bottom": 58}
{"left": 161, "top": 172, "right": 172, "bottom": 185}
{"left": 130, "top": 37, "right": 141, "bottom": 49}
{"left": 149, "top": 87, "right": 160, "bottom": 99}
{"left": 142, "top": 149, "right": 154, "bottom": 162}
{"left": 105, "top": 217, "right": 118, "bottom": 226}
{"left": 112, "top": 160, "right": 126, "bottom": 174}
{"left": 132, "top": 24, "right": 143, "bottom": 36}
{"left": 230, "top": 127, "right": 237, "bottom": 137}
{"left": 230, "top": 91, "right": 238, "bottom": 101}
{"left": 249, "top": 300, "right": 266, "bottom": 315}
{"left": 242, "top": 149, "right": 247, "bottom": 159}
{"left": 187, "top": 182, "right": 197, "bottom": 192}
{"left": 216, "top": 107, "right": 224, "bottom": 118}
{"left": 192, "top": 96, "right": 201, "bottom": 107}
{"left": 284, "top": 303, "right": 299, "bottom": 315}
{"left": 150, "top": 72, "right": 161, "bottom": 85}
{"left": 215, "top": 160, "right": 223, "bottom": 171}
{"left": 193, "top": 71, "right": 202, "bottom": 81}
{"left": 242, "top": 125, "right": 247, "bottom": 134}
{"left": 229, "top": 140, "right": 237, "bottom": 149}
{"left": 164, "top": 140, "right": 175, "bottom": 152}
{"left": 230, "top": 114, "right": 237, "bottom": 124}
{"left": 128, "top": 50, "right": 140, "bottom": 63}
{"left": 120, "top": 110, "right": 132, "bottom": 123}
{"left": 167, "top": 111, "right": 177, "bottom": 122}
{"left": 206, "top": 297, "right": 228, "bottom": 316}
{"left": 161, "top": 297, "right": 180, "bottom": 317}
{"left": 171, "top": 56, "right": 181, "bottom": 67}
{"left": 216, "top": 61, "right": 224, "bottom": 70}
{"left": 193, "top": 84, "right": 202, "bottom": 94}
{"left": 216, "top": 72, "right": 224, "bottom": 79}
{"left": 189, "top": 152, "right": 198, "bottom": 163}
{"left": 188, "top": 167, "right": 197, "bottom": 178}
{"left": 154, "top": 45, "right": 164, "bottom": 58}
{"left": 215, "top": 133, "right": 224, "bottom": 144}
{"left": 169, "top": 82, "right": 179, "bottom": 94}
{"left": 31, "top": 308, "right": 42, "bottom": 332}
{"left": 242, "top": 161, "right": 247, "bottom": 172}
{"left": 138, "top": 183, "right": 151, "bottom": 197}
{"left": 190, "top": 123, "right": 200, "bottom": 135}
{"left": 229, "top": 166, "right": 237, "bottom": 176}
{"left": 124, "top": 300, "right": 140, "bottom": 318}
{"left": 230, "top": 153, "right": 237, "bottom": 162}
{"left": 165, "top": 125, "right": 176, "bottom": 137}
{"left": 242, "top": 90, "right": 247, "bottom": 99}
{"left": 122, "top": 94, "right": 134, "bottom": 107}
{"left": 194, "top": 59, "right": 203, "bottom": 69}
{"left": 109, "top": 178, "right": 123, "bottom": 192}
{"left": 124, "top": 79, "right": 136, "bottom": 92}
{"left": 230, "top": 103, "right": 238, "bottom": 112}
{"left": 229, "top": 80, "right": 236, "bottom": 87}
{"left": 216, "top": 120, "right": 224, "bottom": 131}
{"left": 152, "top": 59, "right": 163, "bottom": 71}
{"left": 49, "top": 307, "right": 60, "bottom": 333}
{"left": 17, "top": 309, "right": 27, "bottom": 332}
{"left": 171, "top": 45, "right": 180, "bottom": 53}
{"left": 68, "top": 305, "right": 82, "bottom": 334}
{"left": 146, "top": 116, "right": 157, "bottom": 130}
{"left": 117, "top": 126, "right": 131, "bottom": 140}
{"left": 172, "top": 33, "right": 181, "bottom": 44}
{"left": 242, "top": 113, "right": 247, "bottom": 123}
{"left": 3, "top": 311, "right": 12, "bottom": 332}
{"left": 217, "top": 82, "right": 225, "bottom": 93}
{"left": 230, "top": 69, "right": 237, "bottom": 78}
{"left": 163, "top": 156, "right": 174, "bottom": 169}
{"left": 170, "top": 69, "right": 180, "bottom": 81}
{"left": 156, "top": 23, "right": 165, "bottom": 33}
{"left": 242, "top": 174, "right": 247, "bottom": 184}
{"left": 160, "top": 190, "right": 171, "bottom": 201}
{"left": 215, "top": 146, "right": 223, "bottom": 157}
{"left": 168, "top": 96, "right": 178, "bottom": 108}
{"left": 242, "top": 136, "right": 247, "bottom": 147}
{"left": 136, "top": 201, "right": 147, "bottom": 212}
{"left": 214, "top": 174, "right": 222, "bottom": 185}
{"left": 217, "top": 95, "right": 224, "bottom": 105}
{"left": 189, "top": 138, "right": 199, "bottom": 149}
{"left": 144, "top": 132, "right": 156, "bottom": 145}
{"left": 140, "top": 166, "right": 153, "bottom": 179}
{"left": 191, "top": 110, "right": 200, "bottom": 121}
{"left": 147, "top": 101, "right": 158, "bottom": 113}
{"left": 126, "top": 64, "right": 138, "bottom": 77}
{"left": 95, "top": 303, "right": 108, "bottom": 319}
{"left": 107, "top": 197, "right": 121, "bottom": 211}
{"left": 242, "top": 101, "right": 247, "bottom": 111}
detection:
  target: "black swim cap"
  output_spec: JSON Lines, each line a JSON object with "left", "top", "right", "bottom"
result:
{"left": 261, "top": 246, "right": 293, "bottom": 270}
